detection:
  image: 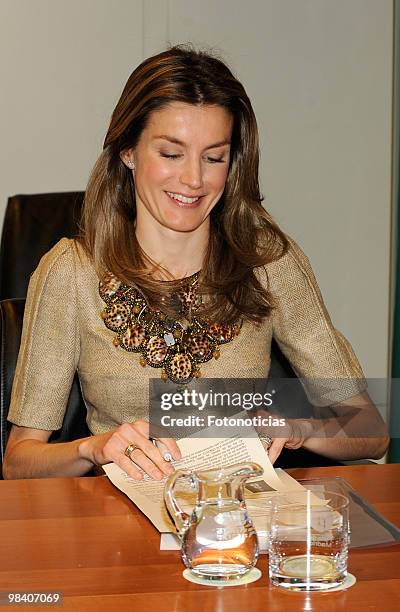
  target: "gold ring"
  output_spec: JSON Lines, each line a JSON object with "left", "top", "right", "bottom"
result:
{"left": 124, "top": 443, "right": 139, "bottom": 459}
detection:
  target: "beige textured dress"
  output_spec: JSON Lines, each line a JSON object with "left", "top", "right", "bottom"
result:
{"left": 8, "top": 238, "right": 366, "bottom": 435}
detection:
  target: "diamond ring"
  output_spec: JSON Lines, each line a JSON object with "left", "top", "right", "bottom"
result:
{"left": 258, "top": 434, "right": 273, "bottom": 449}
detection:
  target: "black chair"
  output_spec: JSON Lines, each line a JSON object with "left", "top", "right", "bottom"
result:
{"left": 0, "top": 192, "right": 88, "bottom": 477}
{"left": 0, "top": 192, "right": 84, "bottom": 300}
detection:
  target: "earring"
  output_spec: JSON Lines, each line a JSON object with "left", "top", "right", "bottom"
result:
{"left": 127, "top": 160, "right": 135, "bottom": 171}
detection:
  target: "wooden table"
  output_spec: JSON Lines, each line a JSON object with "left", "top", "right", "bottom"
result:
{"left": 1, "top": 464, "right": 400, "bottom": 611}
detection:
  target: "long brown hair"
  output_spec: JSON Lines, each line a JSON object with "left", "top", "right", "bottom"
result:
{"left": 80, "top": 44, "right": 288, "bottom": 324}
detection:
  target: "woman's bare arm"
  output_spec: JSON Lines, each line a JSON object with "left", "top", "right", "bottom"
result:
{"left": 262, "top": 392, "right": 390, "bottom": 464}
{"left": 3, "top": 420, "right": 181, "bottom": 480}
{"left": 3, "top": 426, "right": 94, "bottom": 479}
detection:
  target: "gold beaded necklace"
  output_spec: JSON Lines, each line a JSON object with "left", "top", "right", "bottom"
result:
{"left": 99, "top": 272, "right": 241, "bottom": 384}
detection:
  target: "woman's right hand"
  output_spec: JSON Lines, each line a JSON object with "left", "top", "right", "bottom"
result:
{"left": 78, "top": 419, "right": 181, "bottom": 481}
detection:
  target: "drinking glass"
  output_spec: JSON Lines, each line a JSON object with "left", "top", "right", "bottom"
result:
{"left": 268, "top": 489, "right": 349, "bottom": 591}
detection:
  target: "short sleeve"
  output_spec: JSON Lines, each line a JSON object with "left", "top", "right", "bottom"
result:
{"left": 7, "top": 238, "right": 80, "bottom": 430}
{"left": 264, "top": 237, "right": 367, "bottom": 406}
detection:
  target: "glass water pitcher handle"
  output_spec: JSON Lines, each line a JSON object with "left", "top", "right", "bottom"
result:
{"left": 164, "top": 469, "right": 194, "bottom": 536}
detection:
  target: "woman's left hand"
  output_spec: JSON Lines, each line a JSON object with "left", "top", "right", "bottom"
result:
{"left": 258, "top": 417, "right": 314, "bottom": 464}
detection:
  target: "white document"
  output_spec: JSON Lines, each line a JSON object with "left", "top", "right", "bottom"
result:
{"left": 103, "top": 434, "right": 304, "bottom": 541}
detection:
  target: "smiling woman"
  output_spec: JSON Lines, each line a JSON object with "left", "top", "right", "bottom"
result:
{"left": 124, "top": 103, "right": 233, "bottom": 255}
{"left": 82, "top": 45, "right": 287, "bottom": 325}
{"left": 3, "top": 45, "right": 389, "bottom": 480}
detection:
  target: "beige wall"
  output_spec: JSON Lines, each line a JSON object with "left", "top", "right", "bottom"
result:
{"left": 0, "top": 0, "right": 143, "bottom": 206}
{"left": 0, "top": 1, "right": 393, "bottom": 387}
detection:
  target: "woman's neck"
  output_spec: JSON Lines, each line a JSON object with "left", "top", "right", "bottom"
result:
{"left": 135, "top": 218, "right": 209, "bottom": 280}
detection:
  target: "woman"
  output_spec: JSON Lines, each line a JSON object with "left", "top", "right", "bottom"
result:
{"left": 3, "top": 45, "right": 389, "bottom": 480}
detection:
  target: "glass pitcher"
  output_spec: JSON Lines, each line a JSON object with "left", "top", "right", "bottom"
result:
{"left": 164, "top": 462, "right": 263, "bottom": 579}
